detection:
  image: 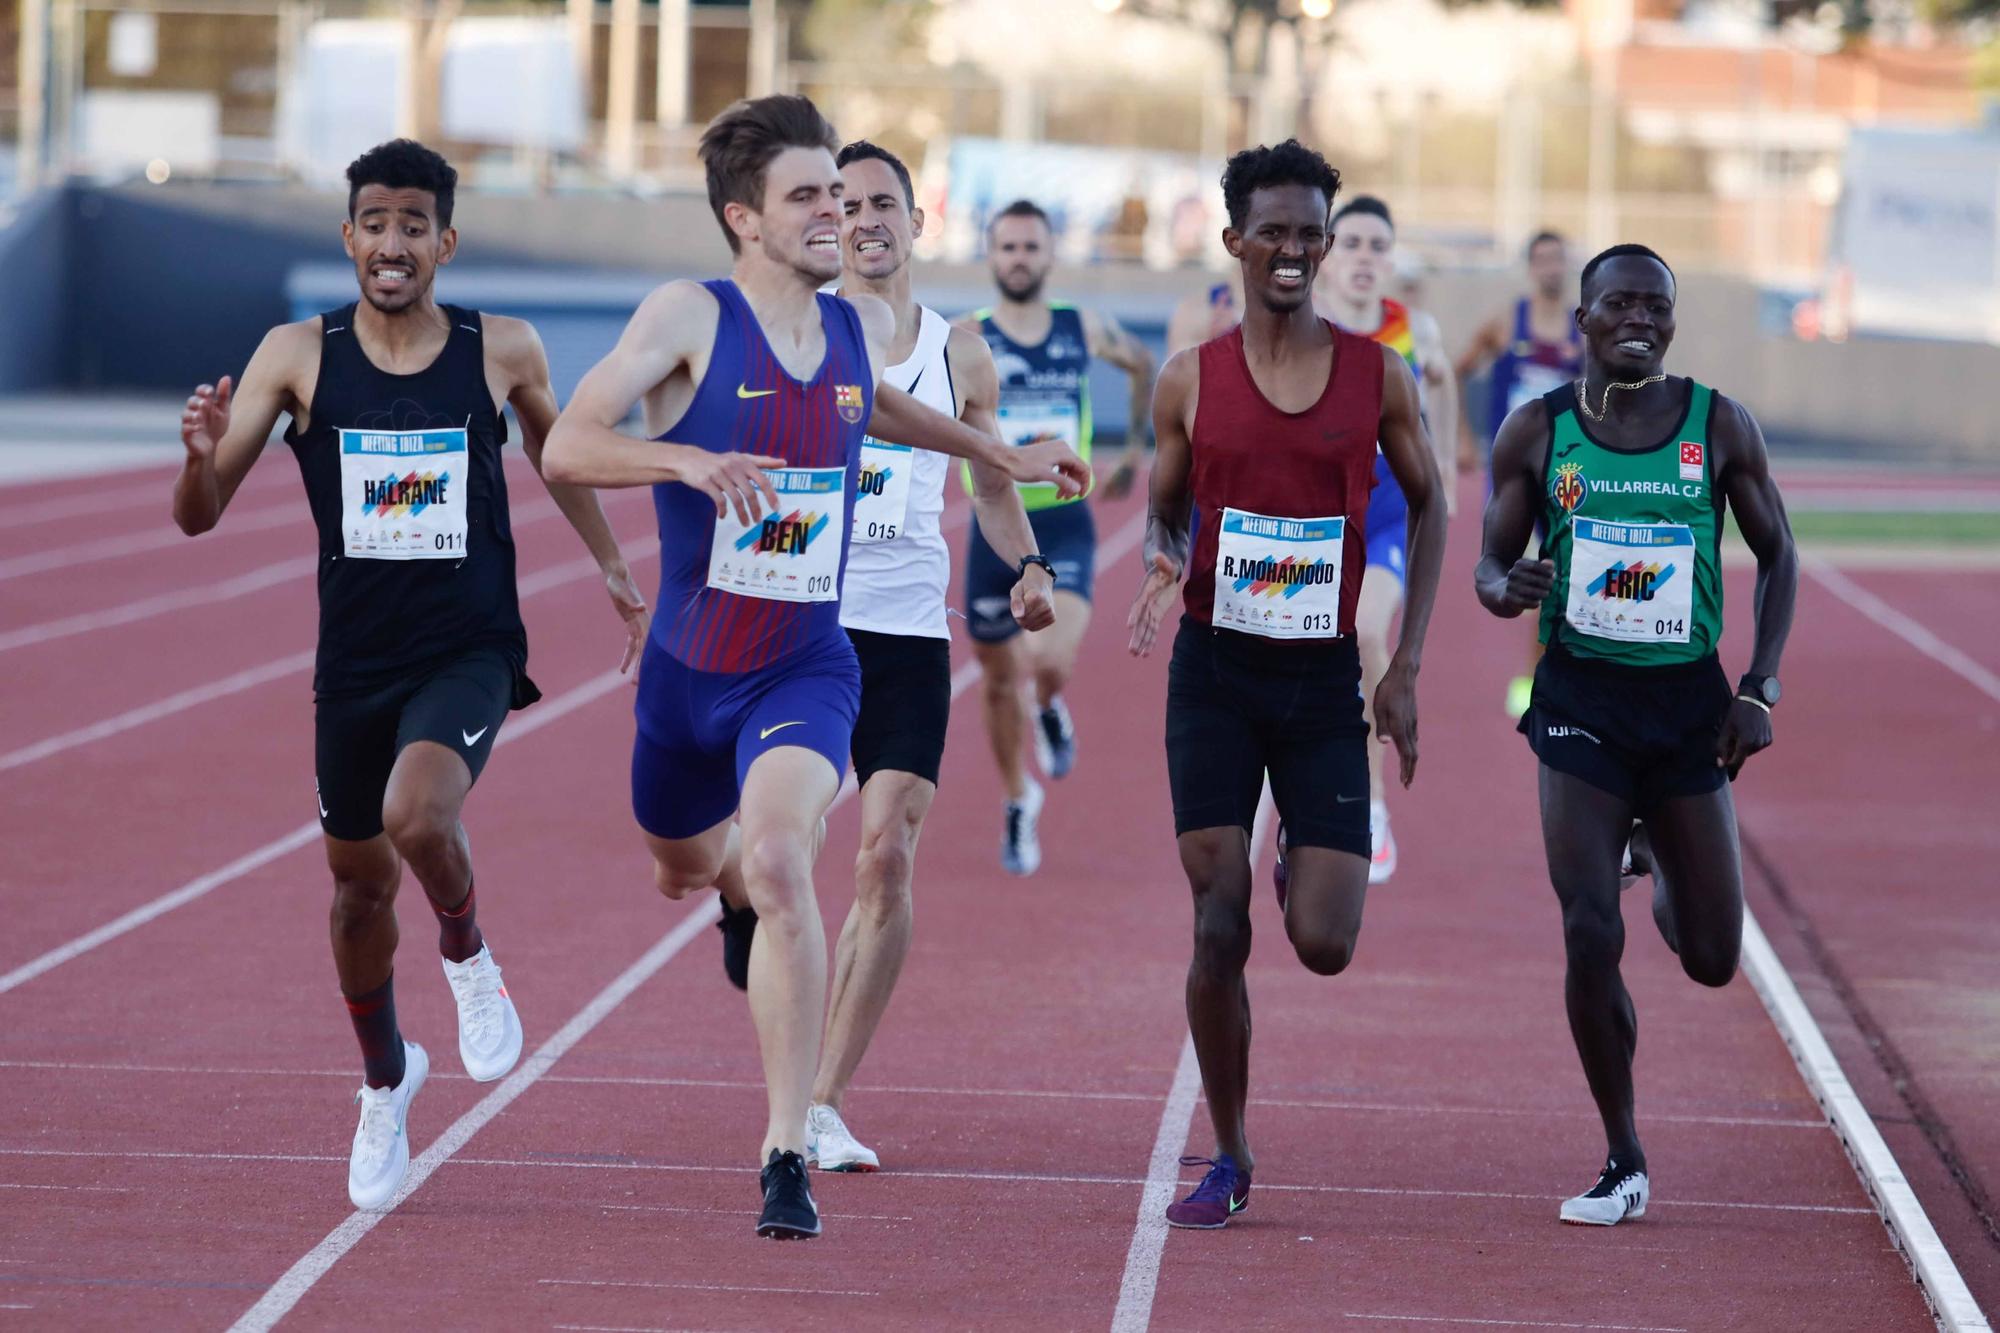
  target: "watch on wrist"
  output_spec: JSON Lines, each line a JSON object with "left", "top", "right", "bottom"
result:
{"left": 1017, "top": 553, "right": 1057, "bottom": 584}
{"left": 1737, "top": 673, "right": 1781, "bottom": 707}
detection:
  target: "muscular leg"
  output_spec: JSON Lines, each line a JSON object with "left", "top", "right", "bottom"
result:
{"left": 813, "top": 770, "right": 934, "bottom": 1109}
{"left": 1353, "top": 572, "right": 1403, "bottom": 806}
{"left": 973, "top": 636, "right": 1030, "bottom": 802}
{"left": 1278, "top": 845, "right": 1369, "bottom": 976}
{"left": 1640, "top": 786, "right": 1743, "bottom": 989}
{"left": 381, "top": 742, "right": 479, "bottom": 957}
{"left": 1179, "top": 826, "right": 1256, "bottom": 1174}
{"left": 325, "top": 834, "right": 403, "bottom": 998}
{"left": 737, "top": 747, "right": 842, "bottom": 1159}
{"left": 1540, "top": 766, "right": 1646, "bottom": 1167}
{"left": 1023, "top": 590, "right": 1092, "bottom": 710}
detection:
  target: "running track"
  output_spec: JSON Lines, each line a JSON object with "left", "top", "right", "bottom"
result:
{"left": 0, "top": 451, "right": 1991, "bottom": 1330}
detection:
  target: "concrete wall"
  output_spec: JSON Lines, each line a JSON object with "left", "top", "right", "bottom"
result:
{"left": 3, "top": 180, "right": 1995, "bottom": 458}
{"left": 0, "top": 189, "right": 75, "bottom": 391}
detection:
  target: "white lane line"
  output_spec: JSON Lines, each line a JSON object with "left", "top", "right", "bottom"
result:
{"left": 0, "top": 666, "right": 630, "bottom": 996}
{"left": 1738, "top": 908, "right": 1990, "bottom": 1332}
{"left": 1111, "top": 786, "right": 1275, "bottom": 1333}
{"left": 0, "top": 1146, "right": 1874, "bottom": 1215}
{"left": 0, "top": 1059, "right": 1827, "bottom": 1128}
{"left": 0, "top": 500, "right": 302, "bottom": 583}
{"left": 221, "top": 507, "right": 1150, "bottom": 1328}
{"left": 1344, "top": 1316, "right": 1688, "bottom": 1332}
{"left": 542, "top": 1279, "right": 877, "bottom": 1297}
{"left": 0, "top": 467, "right": 278, "bottom": 530}
{"left": 0, "top": 496, "right": 564, "bottom": 657}
{"left": 1806, "top": 557, "right": 2000, "bottom": 704}
{"left": 0, "top": 1182, "right": 130, "bottom": 1193}
{"left": 0, "top": 536, "right": 661, "bottom": 774}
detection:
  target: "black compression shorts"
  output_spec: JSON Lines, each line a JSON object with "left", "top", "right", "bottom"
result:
{"left": 1520, "top": 642, "right": 1731, "bottom": 812}
{"left": 847, "top": 627, "right": 952, "bottom": 788}
{"left": 314, "top": 647, "right": 533, "bottom": 841}
{"left": 1165, "top": 616, "right": 1370, "bottom": 857}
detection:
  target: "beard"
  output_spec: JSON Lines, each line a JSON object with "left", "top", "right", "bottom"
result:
{"left": 360, "top": 270, "right": 433, "bottom": 315}
{"left": 997, "top": 269, "right": 1045, "bottom": 303}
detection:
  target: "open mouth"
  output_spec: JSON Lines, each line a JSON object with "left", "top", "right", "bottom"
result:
{"left": 1616, "top": 338, "right": 1654, "bottom": 355}
{"left": 806, "top": 233, "right": 839, "bottom": 255}
{"left": 855, "top": 237, "right": 890, "bottom": 256}
{"left": 371, "top": 266, "right": 412, "bottom": 288}
{"left": 1271, "top": 261, "right": 1306, "bottom": 290}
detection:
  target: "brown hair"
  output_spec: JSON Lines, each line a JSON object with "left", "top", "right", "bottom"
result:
{"left": 699, "top": 94, "right": 841, "bottom": 254}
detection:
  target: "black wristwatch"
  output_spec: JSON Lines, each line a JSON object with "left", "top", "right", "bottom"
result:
{"left": 1017, "top": 553, "right": 1057, "bottom": 583}
{"left": 1737, "top": 673, "right": 1781, "bottom": 708}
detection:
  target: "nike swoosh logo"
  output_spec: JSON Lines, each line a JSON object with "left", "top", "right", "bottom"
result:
{"left": 462, "top": 726, "right": 489, "bottom": 746}
{"left": 1335, "top": 793, "right": 1366, "bottom": 804}
{"left": 1229, "top": 1193, "right": 1247, "bottom": 1212}
{"left": 318, "top": 796, "right": 329, "bottom": 819}
{"left": 759, "top": 721, "right": 805, "bottom": 741}
{"left": 737, "top": 384, "right": 778, "bottom": 399}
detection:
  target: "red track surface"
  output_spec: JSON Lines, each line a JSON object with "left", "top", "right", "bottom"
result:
{"left": 0, "top": 453, "right": 1984, "bottom": 1330}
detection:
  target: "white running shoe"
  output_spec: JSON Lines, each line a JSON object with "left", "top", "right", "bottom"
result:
{"left": 442, "top": 944, "right": 523, "bottom": 1083}
{"left": 347, "top": 1040, "right": 428, "bottom": 1210}
{"left": 805, "top": 1102, "right": 880, "bottom": 1173}
{"left": 1368, "top": 802, "right": 1397, "bottom": 885}
{"left": 1002, "top": 778, "right": 1045, "bottom": 877}
{"left": 1559, "top": 1160, "right": 1649, "bottom": 1226}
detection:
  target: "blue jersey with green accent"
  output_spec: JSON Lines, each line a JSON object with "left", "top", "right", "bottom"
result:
{"left": 965, "top": 304, "right": 1091, "bottom": 512}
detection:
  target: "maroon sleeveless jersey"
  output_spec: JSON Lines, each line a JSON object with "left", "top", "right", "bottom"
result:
{"left": 1183, "top": 322, "right": 1384, "bottom": 637}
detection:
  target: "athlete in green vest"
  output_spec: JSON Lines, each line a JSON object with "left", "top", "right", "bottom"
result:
{"left": 1475, "top": 244, "right": 1798, "bottom": 1228}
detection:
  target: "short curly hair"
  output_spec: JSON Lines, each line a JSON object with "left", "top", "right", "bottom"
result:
{"left": 346, "top": 139, "right": 457, "bottom": 228}
{"left": 1220, "top": 139, "right": 1342, "bottom": 232}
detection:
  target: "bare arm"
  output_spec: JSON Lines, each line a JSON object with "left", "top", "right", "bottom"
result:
{"left": 173, "top": 322, "right": 312, "bottom": 535}
{"left": 950, "top": 331, "right": 1056, "bottom": 631}
{"left": 1412, "top": 310, "right": 1460, "bottom": 513}
{"left": 1473, "top": 399, "right": 1555, "bottom": 618}
{"left": 1373, "top": 344, "right": 1448, "bottom": 786}
{"left": 493, "top": 314, "right": 650, "bottom": 676}
{"left": 543, "top": 281, "right": 781, "bottom": 523}
{"left": 1126, "top": 347, "right": 1197, "bottom": 656}
{"left": 1085, "top": 307, "right": 1158, "bottom": 499}
{"left": 1452, "top": 312, "right": 1509, "bottom": 383}
{"left": 1714, "top": 392, "right": 1798, "bottom": 772}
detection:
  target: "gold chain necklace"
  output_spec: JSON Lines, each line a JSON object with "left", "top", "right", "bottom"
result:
{"left": 1576, "top": 373, "right": 1666, "bottom": 422}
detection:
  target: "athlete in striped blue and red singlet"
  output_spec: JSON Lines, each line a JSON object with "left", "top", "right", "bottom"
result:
{"left": 543, "top": 94, "right": 1088, "bottom": 1242}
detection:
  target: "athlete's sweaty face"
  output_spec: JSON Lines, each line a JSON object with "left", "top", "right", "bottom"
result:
{"left": 1225, "top": 184, "right": 1328, "bottom": 315}
{"left": 989, "top": 215, "right": 1053, "bottom": 303}
{"left": 1326, "top": 212, "right": 1393, "bottom": 307}
{"left": 1527, "top": 236, "right": 1568, "bottom": 301}
{"left": 743, "top": 146, "right": 844, "bottom": 284}
{"left": 840, "top": 158, "right": 919, "bottom": 282}
{"left": 344, "top": 185, "right": 455, "bottom": 315}
{"left": 1580, "top": 256, "right": 1676, "bottom": 377}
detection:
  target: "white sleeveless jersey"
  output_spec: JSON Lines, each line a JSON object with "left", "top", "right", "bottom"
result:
{"left": 840, "top": 305, "right": 955, "bottom": 639}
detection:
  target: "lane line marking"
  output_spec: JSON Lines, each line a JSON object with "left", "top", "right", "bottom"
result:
{"left": 541, "top": 1279, "right": 876, "bottom": 1297}
{"left": 600, "top": 1203, "right": 914, "bottom": 1222}
{"left": 1805, "top": 557, "right": 2000, "bottom": 704}
{"left": 0, "top": 500, "right": 301, "bottom": 583}
{"left": 1111, "top": 785, "right": 1274, "bottom": 1333}
{"left": 0, "top": 1061, "right": 1827, "bottom": 1129}
{"left": 0, "top": 536, "right": 661, "bottom": 774}
{"left": 0, "top": 1146, "right": 1875, "bottom": 1215}
{"left": 0, "top": 666, "right": 630, "bottom": 995}
{"left": 1344, "top": 1316, "right": 1689, "bottom": 1332}
{"left": 1738, "top": 907, "right": 1990, "bottom": 1331}
{"left": 224, "top": 508, "right": 1150, "bottom": 1328}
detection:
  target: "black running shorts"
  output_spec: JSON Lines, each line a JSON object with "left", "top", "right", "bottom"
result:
{"left": 314, "top": 647, "right": 531, "bottom": 841}
{"left": 847, "top": 627, "right": 952, "bottom": 788}
{"left": 964, "top": 501, "right": 1097, "bottom": 642}
{"left": 1520, "top": 642, "right": 1731, "bottom": 812}
{"left": 1165, "top": 616, "right": 1370, "bottom": 857}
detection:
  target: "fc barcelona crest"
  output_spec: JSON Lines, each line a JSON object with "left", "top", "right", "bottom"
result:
{"left": 1553, "top": 462, "right": 1587, "bottom": 514}
{"left": 834, "top": 384, "right": 866, "bottom": 425}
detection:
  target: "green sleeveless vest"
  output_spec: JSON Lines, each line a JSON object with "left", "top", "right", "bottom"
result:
{"left": 1538, "top": 380, "right": 1724, "bottom": 666}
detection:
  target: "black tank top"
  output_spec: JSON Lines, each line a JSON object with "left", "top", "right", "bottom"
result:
{"left": 285, "top": 304, "right": 529, "bottom": 697}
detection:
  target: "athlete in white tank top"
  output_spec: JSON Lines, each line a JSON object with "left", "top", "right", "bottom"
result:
{"left": 842, "top": 306, "right": 955, "bottom": 638}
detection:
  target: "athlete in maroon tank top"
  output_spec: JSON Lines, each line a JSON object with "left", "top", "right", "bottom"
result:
{"left": 1126, "top": 139, "right": 1446, "bottom": 1231}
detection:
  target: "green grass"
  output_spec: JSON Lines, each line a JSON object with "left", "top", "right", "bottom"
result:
{"left": 1732, "top": 510, "right": 2000, "bottom": 547}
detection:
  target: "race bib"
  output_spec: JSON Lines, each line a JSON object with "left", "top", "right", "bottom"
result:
{"left": 1212, "top": 507, "right": 1346, "bottom": 640}
{"left": 1565, "top": 518, "right": 1695, "bottom": 644}
{"left": 852, "top": 440, "right": 913, "bottom": 545}
{"left": 1507, "top": 364, "right": 1571, "bottom": 414}
{"left": 996, "top": 400, "right": 1080, "bottom": 496}
{"left": 338, "top": 427, "right": 469, "bottom": 560}
{"left": 706, "top": 467, "right": 846, "bottom": 604}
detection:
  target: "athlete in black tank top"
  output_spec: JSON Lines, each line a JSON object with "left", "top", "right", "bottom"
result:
{"left": 287, "top": 301, "right": 527, "bottom": 697}
{"left": 171, "top": 139, "right": 649, "bottom": 1211}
